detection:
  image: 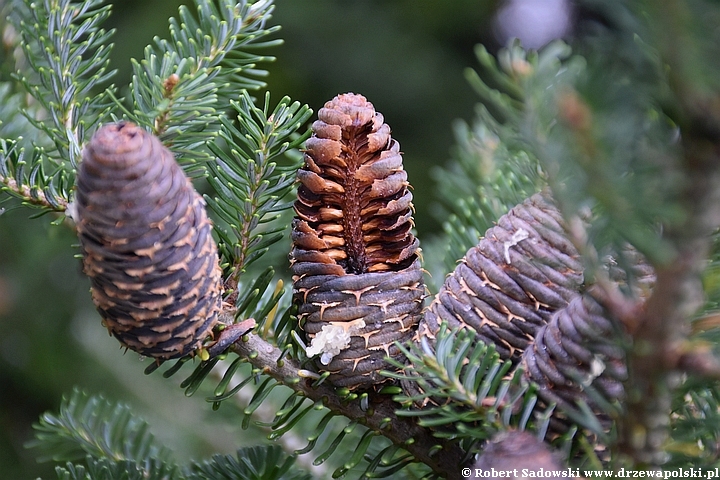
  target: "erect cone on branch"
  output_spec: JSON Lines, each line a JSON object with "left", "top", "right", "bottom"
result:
{"left": 522, "top": 249, "right": 655, "bottom": 430}
{"left": 418, "top": 189, "right": 655, "bottom": 433}
{"left": 74, "top": 122, "right": 223, "bottom": 359}
{"left": 290, "top": 93, "right": 424, "bottom": 390}
{"left": 420, "top": 192, "right": 584, "bottom": 363}
{"left": 522, "top": 294, "right": 626, "bottom": 425}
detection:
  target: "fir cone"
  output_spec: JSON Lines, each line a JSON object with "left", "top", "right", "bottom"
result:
{"left": 523, "top": 295, "right": 625, "bottom": 419}
{"left": 75, "top": 122, "right": 223, "bottom": 359}
{"left": 291, "top": 93, "right": 423, "bottom": 390}
{"left": 522, "top": 249, "right": 655, "bottom": 429}
{"left": 420, "top": 193, "right": 584, "bottom": 363}
{"left": 472, "top": 431, "right": 572, "bottom": 479}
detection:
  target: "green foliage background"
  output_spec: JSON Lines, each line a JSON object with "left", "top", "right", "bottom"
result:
{"left": 0, "top": 1, "right": 494, "bottom": 477}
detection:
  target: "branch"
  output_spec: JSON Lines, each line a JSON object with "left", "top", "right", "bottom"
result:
{"left": 616, "top": 2, "right": 720, "bottom": 465}
{"left": 229, "top": 333, "right": 467, "bottom": 480}
{"left": 1, "top": 177, "right": 68, "bottom": 212}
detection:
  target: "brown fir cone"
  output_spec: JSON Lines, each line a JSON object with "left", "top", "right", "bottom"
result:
{"left": 522, "top": 249, "right": 655, "bottom": 430}
{"left": 472, "top": 431, "right": 574, "bottom": 479}
{"left": 290, "top": 93, "right": 424, "bottom": 390}
{"left": 420, "top": 192, "right": 584, "bottom": 363}
{"left": 74, "top": 122, "right": 223, "bottom": 359}
{"left": 522, "top": 294, "right": 626, "bottom": 422}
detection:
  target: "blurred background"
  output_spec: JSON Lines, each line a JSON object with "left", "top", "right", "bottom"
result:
{"left": 0, "top": 0, "right": 578, "bottom": 477}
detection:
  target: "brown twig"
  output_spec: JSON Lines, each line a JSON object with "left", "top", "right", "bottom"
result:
{"left": 614, "top": 2, "right": 720, "bottom": 463}
{"left": 229, "top": 332, "right": 466, "bottom": 480}
{"left": 0, "top": 177, "right": 68, "bottom": 212}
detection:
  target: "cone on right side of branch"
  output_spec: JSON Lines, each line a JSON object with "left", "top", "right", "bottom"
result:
{"left": 522, "top": 251, "right": 655, "bottom": 430}
{"left": 523, "top": 294, "right": 626, "bottom": 421}
{"left": 420, "top": 192, "right": 585, "bottom": 363}
{"left": 419, "top": 190, "right": 655, "bottom": 432}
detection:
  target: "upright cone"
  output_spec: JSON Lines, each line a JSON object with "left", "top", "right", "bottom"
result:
{"left": 75, "top": 122, "right": 223, "bottom": 359}
{"left": 291, "top": 93, "right": 424, "bottom": 389}
{"left": 522, "top": 249, "right": 654, "bottom": 430}
{"left": 420, "top": 193, "right": 584, "bottom": 363}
